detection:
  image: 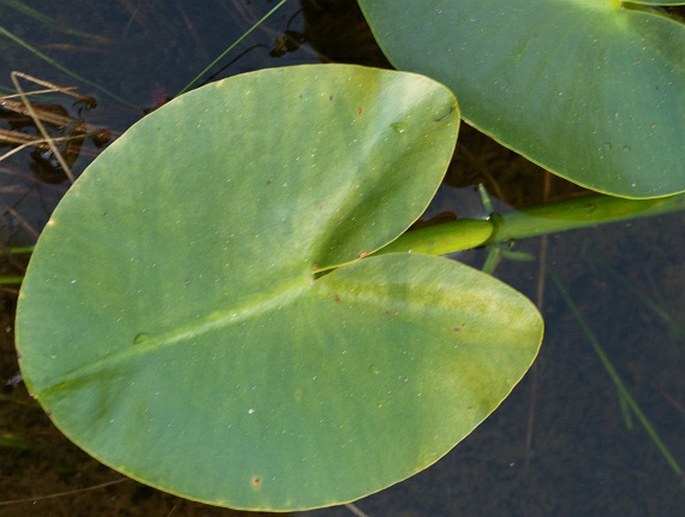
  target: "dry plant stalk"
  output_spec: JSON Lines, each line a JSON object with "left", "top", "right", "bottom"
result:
{"left": 0, "top": 71, "right": 107, "bottom": 183}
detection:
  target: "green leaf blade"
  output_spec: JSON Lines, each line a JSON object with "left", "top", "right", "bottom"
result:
{"left": 16, "top": 64, "right": 541, "bottom": 510}
{"left": 359, "top": 0, "right": 685, "bottom": 197}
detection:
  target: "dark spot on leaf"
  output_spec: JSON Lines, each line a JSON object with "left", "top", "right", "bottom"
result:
{"left": 453, "top": 326, "right": 461, "bottom": 332}
{"left": 334, "top": 294, "right": 340, "bottom": 302}
{"left": 294, "top": 388, "right": 302, "bottom": 401}
{"left": 312, "top": 263, "right": 319, "bottom": 271}
{"left": 329, "top": 95, "right": 333, "bottom": 101}
{"left": 251, "top": 476, "right": 261, "bottom": 490}
{"left": 357, "top": 106, "right": 363, "bottom": 115}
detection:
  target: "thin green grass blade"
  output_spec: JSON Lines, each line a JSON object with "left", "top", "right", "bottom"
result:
{"left": 595, "top": 258, "right": 685, "bottom": 342}
{"left": 176, "top": 0, "right": 290, "bottom": 95}
{"left": 0, "top": 0, "right": 109, "bottom": 42}
{"left": 551, "top": 272, "right": 682, "bottom": 476}
{"left": 0, "top": 25, "right": 137, "bottom": 109}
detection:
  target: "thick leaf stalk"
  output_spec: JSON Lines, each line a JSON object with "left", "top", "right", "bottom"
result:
{"left": 379, "top": 192, "right": 685, "bottom": 256}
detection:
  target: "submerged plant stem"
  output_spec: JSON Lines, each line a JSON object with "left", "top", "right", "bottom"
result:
{"left": 551, "top": 272, "right": 683, "bottom": 477}
{"left": 3, "top": 192, "right": 685, "bottom": 284}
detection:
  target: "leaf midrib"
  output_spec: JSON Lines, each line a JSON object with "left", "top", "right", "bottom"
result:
{"left": 37, "top": 276, "right": 312, "bottom": 395}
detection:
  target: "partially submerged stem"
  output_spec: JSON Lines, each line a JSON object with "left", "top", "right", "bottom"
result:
{"left": 492, "top": 192, "right": 685, "bottom": 242}
{"left": 0, "top": 275, "right": 25, "bottom": 285}
{"left": 379, "top": 218, "right": 493, "bottom": 256}
{"left": 381, "top": 192, "right": 685, "bottom": 257}
{"left": 3, "top": 192, "right": 685, "bottom": 284}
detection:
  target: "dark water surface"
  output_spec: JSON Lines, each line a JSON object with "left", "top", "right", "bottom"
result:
{"left": 1, "top": 2, "right": 684, "bottom": 515}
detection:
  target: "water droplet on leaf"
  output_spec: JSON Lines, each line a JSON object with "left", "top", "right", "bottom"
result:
{"left": 133, "top": 332, "right": 149, "bottom": 345}
{"left": 391, "top": 122, "right": 406, "bottom": 134}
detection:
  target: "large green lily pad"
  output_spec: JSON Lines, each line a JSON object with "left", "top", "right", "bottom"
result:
{"left": 358, "top": 0, "right": 685, "bottom": 198}
{"left": 15, "top": 64, "right": 542, "bottom": 510}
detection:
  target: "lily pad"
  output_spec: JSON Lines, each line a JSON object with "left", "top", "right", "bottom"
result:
{"left": 15, "top": 64, "right": 542, "bottom": 510}
{"left": 358, "top": 0, "right": 685, "bottom": 198}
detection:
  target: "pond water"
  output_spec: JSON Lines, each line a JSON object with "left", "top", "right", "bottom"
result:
{"left": 1, "top": 1, "right": 684, "bottom": 515}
